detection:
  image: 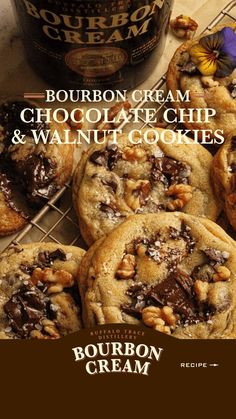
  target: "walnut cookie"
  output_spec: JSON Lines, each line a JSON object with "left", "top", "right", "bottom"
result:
{"left": 0, "top": 242, "right": 85, "bottom": 339}
{"left": 73, "top": 128, "right": 219, "bottom": 245}
{"left": 0, "top": 99, "right": 74, "bottom": 236}
{"left": 78, "top": 212, "right": 236, "bottom": 339}
{"left": 166, "top": 24, "right": 236, "bottom": 139}
{"left": 212, "top": 130, "right": 236, "bottom": 230}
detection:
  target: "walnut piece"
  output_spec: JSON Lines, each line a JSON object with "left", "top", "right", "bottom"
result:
{"left": 207, "top": 282, "right": 231, "bottom": 312}
{"left": 122, "top": 147, "right": 147, "bottom": 162}
{"left": 194, "top": 280, "right": 209, "bottom": 302}
{"left": 201, "top": 76, "right": 220, "bottom": 88}
{"left": 213, "top": 266, "right": 231, "bottom": 282}
{"left": 170, "top": 15, "right": 198, "bottom": 40}
{"left": 31, "top": 268, "right": 74, "bottom": 294}
{"left": 125, "top": 179, "right": 150, "bottom": 210}
{"left": 142, "top": 305, "right": 178, "bottom": 334}
{"left": 30, "top": 320, "right": 60, "bottom": 339}
{"left": 136, "top": 243, "right": 148, "bottom": 257}
{"left": 166, "top": 184, "right": 193, "bottom": 210}
{"left": 116, "top": 254, "right": 136, "bottom": 279}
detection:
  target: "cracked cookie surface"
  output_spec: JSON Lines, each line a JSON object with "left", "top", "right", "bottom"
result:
{"left": 73, "top": 129, "right": 219, "bottom": 245}
{"left": 78, "top": 212, "right": 236, "bottom": 339}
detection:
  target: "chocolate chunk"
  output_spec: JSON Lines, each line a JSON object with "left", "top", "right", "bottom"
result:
{"left": 204, "top": 248, "right": 229, "bottom": 266}
{"left": 180, "top": 61, "right": 198, "bottom": 74}
{"left": 175, "top": 270, "right": 194, "bottom": 295}
{"left": 20, "top": 263, "right": 38, "bottom": 275}
{"left": 20, "top": 248, "right": 67, "bottom": 274}
{"left": 192, "top": 263, "right": 215, "bottom": 282}
{"left": 100, "top": 203, "right": 116, "bottom": 217}
{"left": 121, "top": 304, "right": 142, "bottom": 319}
{"left": 38, "top": 248, "right": 67, "bottom": 266}
{"left": 90, "top": 145, "right": 120, "bottom": 170}
{"left": 123, "top": 268, "right": 214, "bottom": 327}
{"left": 48, "top": 249, "right": 67, "bottom": 261}
{"left": 14, "top": 153, "right": 57, "bottom": 205}
{"left": 147, "top": 272, "right": 197, "bottom": 321}
{"left": 4, "top": 283, "right": 48, "bottom": 338}
{"left": 150, "top": 156, "right": 191, "bottom": 186}
{"left": 101, "top": 178, "right": 118, "bottom": 193}
{"left": 90, "top": 150, "right": 107, "bottom": 166}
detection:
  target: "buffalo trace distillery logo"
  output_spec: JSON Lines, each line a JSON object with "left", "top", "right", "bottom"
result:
{"left": 72, "top": 330, "right": 163, "bottom": 376}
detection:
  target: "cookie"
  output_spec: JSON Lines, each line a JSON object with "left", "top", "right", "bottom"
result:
{"left": 73, "top": 129, "right": 219, "bottom": 245}
{"left": 211, "top": 130, "right": 236, "bottom": 230}
{"left": 0, "top": 242, "right": 85, "bottom": 339}
{"left": 0, "top": 99, "right": 74, "bottom": 236}
{"left": 78, "top": 212, "right": 236, "bottom": 339}
{"left": 167, "top": 24, "right": 236, "bottom": 139}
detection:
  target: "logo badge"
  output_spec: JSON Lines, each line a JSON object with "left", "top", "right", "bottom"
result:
{"left": 65, "top": 47, "right": 128, "bottom": 77}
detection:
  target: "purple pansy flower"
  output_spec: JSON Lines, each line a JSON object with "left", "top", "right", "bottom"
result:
{"left": 190, "top": 27, "right": 236, "bottom": 78}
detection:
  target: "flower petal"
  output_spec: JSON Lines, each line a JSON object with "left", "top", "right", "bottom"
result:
{"left": 221, "top": 27, "right": 236, "bottom": 66}
{"left": 190, "top": 44, "right": 210, "bottom": 63}
{"left": 215, "top": 53, "right": 236, "bottom": 78}
{"left": 198, "top": 58, "right": 217, "bottom": 76}
{"left": 199, "top": 31, "right": 223, "bottom": 52}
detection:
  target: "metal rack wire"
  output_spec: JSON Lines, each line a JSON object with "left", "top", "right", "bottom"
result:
{"left": 1, "top": 0, "right": 236, "bottom": 252}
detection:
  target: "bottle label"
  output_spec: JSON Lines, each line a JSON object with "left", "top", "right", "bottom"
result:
{"left": 14, "top": 0, "right": 172, "bottom": 88}
{"left": 65, "top": 47, "right": 128, "bottom": 77}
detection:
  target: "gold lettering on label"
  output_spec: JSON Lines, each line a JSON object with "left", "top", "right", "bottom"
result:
{"left": 60, "top": 15, "right": 83, "bottom": 29}
{"left": 126, "top": 19, "right": 152, "bottom": 39}
{"left": 43, "top": 25, "right": 61, "bottom": 40}
{"left": 62, "top": 30, "right": 83, "bottom": 44}
{"left": 130, "top": 5, "right": 150, "bottom": 22}
{"left": 23, "top": 0, "right": 40, "bottom": 19}
{"left": 110, "top": 13, "right": 129, "bottom": 27}
{"left": 106, "top": 29, "right": 123, "bottom": 43}
{"left": 87, "top": 31, "right": 104, "bottom": 44}
{"left": 87, "top": 16, "right": 109, "bottom": 30}
{"left": 40, "top": 9, "right": 60, "bottom": 25}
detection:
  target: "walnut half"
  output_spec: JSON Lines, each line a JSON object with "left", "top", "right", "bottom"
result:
{"left": 166, "top": 184, "right": 193, "bottom": 210}
{"left": 116, "top": 254, "right": 136, "bottom": 279}
{"left": 142, "top": 306, "right": 178, "bottom": 334}
{"left": 170, "top": 15, "right": 198, "bottom": 40}
{"left": 31, "top": 268, "right": 74, "bottom": 294}
{"left": 124, "top": 179, "right": 151, "bottom": 210}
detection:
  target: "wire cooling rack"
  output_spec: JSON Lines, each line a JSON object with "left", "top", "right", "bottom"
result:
{"left": 1, "top": 0, "right": 236, "bottom": 252}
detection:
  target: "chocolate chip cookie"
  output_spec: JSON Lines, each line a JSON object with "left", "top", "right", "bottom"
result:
{"left": 0, "top": 242, "right": 85, "bottom": 339}
{"left": 211, "top": 130, "right": 236, "bottom": 230}
{"left": 0, "top": 99, "right": 74, "bottom": 236}
{"left": 78, "top": 212, "right": 236, "bottom": 339}
{"left": 167, "top": 24, "right": 236, "bottom": 139}
{"left": 73, "top": 129, "right": 219, "bottom": 245}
